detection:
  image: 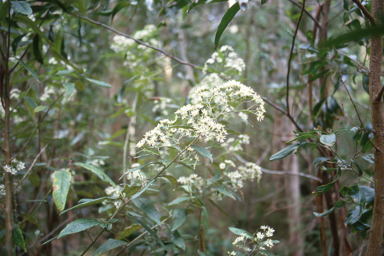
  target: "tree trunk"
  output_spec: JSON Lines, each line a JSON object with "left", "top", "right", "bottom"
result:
{"left": 366, "top": 0, "right": 384, "bottom": 254}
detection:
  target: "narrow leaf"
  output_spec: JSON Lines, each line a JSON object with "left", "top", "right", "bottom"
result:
{"left": 132, "top": 179, "right": 156, "bottom": 199}
{"left": 118, "top": 224, "right": 142, "bottom": 240}
{"left": 17, "top": 59, "right": 40, "bottom": 82}
{"left": 34, "top": 106, "right": 48, "bottom": 112}
{"left": 313, "top": 206, "right": 335, "bottom": 217}
{"left": 191, "top": 145, "right": 213, "bottom": 163}
{"left": 270, "top": 144, "right": 299, "bottom": 161}
{"left": 134, "top": 218, "right": 165, "bottom": 247}
{"left": 92, "top": 239, "right": 127, "bottom": 256}
{"left": 171, "top": 209, "right": 187, "bottom": 231}
{"left": 86, "top": 78, "right": 112, "bottom": 88}
{"left": 214, "top": 3, "right": 240, "bottom": 48}
{"left": 60, "top": 196, "right": 117, "bottom": 215}
{"left": 132, "top": 198, "right": 161, "bottom": 225}
{"left": 74, "top": 162, "right": 116, "bottom": 187}
{"left": 11, "top": 1, "right": 32, "bottom": 15}
{"left": 228, "top": 227, "right": 253, "bottom": 238}
{"left": 58, "top": 219, "right": 103, "bottom": 238}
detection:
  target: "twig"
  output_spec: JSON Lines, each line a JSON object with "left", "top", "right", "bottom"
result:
{"left": 263, "top": 98, "right": 304, "bottom": 132}
{"left": 13, "top": 145, "right": 47, "bottom": 192}
{"left": 335, "top": 49, "right": 369, "bottom": 72}
{"left": 70, "top": 13, "right": 199, "bottom": 69}
{"left": 234, "top": 153, "right": 322, "bottom": 182}
{"left": 351, "top": 0, "right": 375, "bottom": 25}
{"left": 286, "top": 0, "right": 306, "bottom": 116}
{"left": 31, "top": 214, "right": 78, "bottom": 248}
{"left": 339, "top": 73, "right": 379, "bottom": 151}
{"left": 12, "top": 92, "right": 64, "bottom": 160}
{"left": 286, "top": 0, "right": 322, "bottom": 29}
{"left": 15, "top": 187, "right": 52, "bottom": 228}
{"left": 115, "top": 216, "right": 172, "bottom": 255}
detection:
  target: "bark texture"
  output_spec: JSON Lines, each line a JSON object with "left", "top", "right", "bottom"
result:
{"left": 366, "top": 0, "right": 384, "bottom": 254}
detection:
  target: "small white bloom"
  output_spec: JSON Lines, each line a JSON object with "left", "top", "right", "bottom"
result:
{"left": 220, "top": 163, "right": 226, "bottom": 169}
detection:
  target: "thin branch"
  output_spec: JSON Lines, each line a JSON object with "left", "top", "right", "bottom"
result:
{"left": 339, "top": 73, "right": 379, "bottom": 151}
{"left": 351, "top": 0, "right": 375, "bottom": 25}
{"left": 13, "top": 145, "right": 47, "bottom": 193}
{"left": 115, "top": 216, "right": 172, "bottom": 256}
{"left": 263, "top": 98, "right": 304, "bottom": 132}
{"left": 286, "top": 0, "right": 322, "bottom": 28}
{"left": 335, "top": 48, "right": 369, "bottom": 72}
{"left": 234, "top": 153, "right": 322, "bottom": 182}
{"left": 286, "top": 0, "right": 306, "bottom": 116}
{"left": 12, "top": 92, "right": 64, "bottom": 160}
{"left": 70, "top": 13, "right": 199, "bottom": 69}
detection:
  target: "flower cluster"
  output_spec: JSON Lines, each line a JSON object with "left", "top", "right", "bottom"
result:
{"left": 3, "top": 159, "right": 26, "bottom": 175}
{"left": 125, "top": 163, "right": 146, "bottom": 184}
{"left": 111, "top": 25, "right": 160, "bottom": 68}
{"left": 225, "top": 162, "right": 262, "bottom": 189}
{"left": 177, "top": 174, "right": 204, "bottom": 193}
{"left": 203, "top": 45, "right": 246, "bottom": 75}
{"left": 229, "top": 226, "right": 277, "bottom": 255}
{"left": 105, "top": 186, "right": 125, "bottom": 208}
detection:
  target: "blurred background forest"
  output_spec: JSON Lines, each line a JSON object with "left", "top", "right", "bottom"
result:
{"left": 0, "top": 0, "right": 378, "bottom": 255}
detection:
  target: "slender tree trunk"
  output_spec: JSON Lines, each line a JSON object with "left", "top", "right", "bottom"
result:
{"left": 1, "top": 3, "right": 13, "bottom": 254}
{"left": 366, "top": 0, "right": 384, "bottom": 254}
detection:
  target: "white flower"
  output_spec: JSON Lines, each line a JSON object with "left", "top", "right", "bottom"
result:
{"left": 220, "top": 163, "right": 226, "bottom": 169}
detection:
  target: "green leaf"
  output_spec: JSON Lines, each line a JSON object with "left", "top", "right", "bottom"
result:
{"left": 132, "top": 179, "right": 156, "bottom": 199}
{"left": 11, "top": 1, "right": 32, "bottom": 15}
{"left": 56, "top": 70, "right": 75, "bottom": 75}
{"left": 214, "top": 186, "right": 235, "bottom": 200}
{"left": 351, "top": 159, "right": 363, "bottom": 177}
{"left": 313, "top": 157, "right": 329, "bottom": 167}
{"left": 32, "top": 34, "right": 44, "bottom": 64}
{"left": 214, "top": 3, "right": 240, "bottom": 48}
{"left": 169, "top": 196, "right": 191, "bottom": 206}
{"left": 208, "top": 199, "right": 235, "bottom": 222}
{"left": 134, "top": 218, "right": 165, "bottom": 247}
{"left": 34, "top": 105, "right": 48, "bottom": 112}
{"left": 86, "top": 78, "right": 112, "bottom": 88}
{"left": 12, "top": 226, "right": 27, "bottom": 252}
{"left": 191, "top": 145, "right": 213, "bottom": 163}
{"left": 123, "top": 186, "right": 141, "bottom": 198}
{"left": 112, "top": 2, "right": 132, "bottom": 21}
{"left": 13, "top": 16, "right": 50, "bottom": 42}
{"left": 132, "top": 198, "right": 162, "bottom": 225}
{"left": 261, "top": 0, "right": 268, "bottom": 5}
{"left": 163, "top": 175, "right": 178, "bottom": 188}
{"left": 64, "top": 83, "right": 75, "bottom": 96}
{"left": 172, "top": 230, "right": 186, "bottom": 250}
{"left": 60, "top": 196, "right": 117, "bottom": 215}
{"left": 52, "top": 170, "right": 71, "bottom": 212}
{"left": 228, "top": 227, "right": 253, "bottom": 238}
{"left": 24, "top": 96, "right": 37, "bottom": 109}
{"left": 314, "top": 206, "right": 335, "bottom": 217}
{"left": 313, "top": 167, "right": 341, "bottom": 195}
{"left": 270, "top": 144, "right": 299, "bottom": 161}
{"left": 118, "top": 224, "right": 142, "bottom": 240}
{"left": 92, "top": 239, "right": 127, "bottom": 256}
{"left": 74, "top": 162, "right": 116, "bottom": 187}
{"left": 17, "top": 59, "right": 40, "bottom": 82}
{"left": 320, "top": 133, "right": 336, "bottom": 147}
{"left": 58, "top": 219, "right": 103, "bottom": 238}
{"left": 171, "top": 209, "right": 187, "bottom": 231}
